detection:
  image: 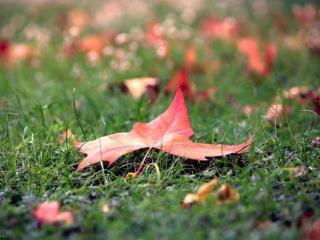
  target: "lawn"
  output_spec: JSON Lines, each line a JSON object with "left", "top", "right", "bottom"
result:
{"left": 0, "top": 0, "right": 320, "bottom": 239}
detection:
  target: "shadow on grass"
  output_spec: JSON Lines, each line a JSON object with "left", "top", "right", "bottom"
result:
{"left": 75, "top": 148, "right": 250, "bottom": 180}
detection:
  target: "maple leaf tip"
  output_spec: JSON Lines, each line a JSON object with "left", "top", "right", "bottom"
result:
{"left": 76, "top": 165, "right": 83, "bottom": 171}
{"left": 241, "top": 135, "right": 254, "bottom": 152}
{"left": 176, "top": 87, "right": 183, "bottom": 96}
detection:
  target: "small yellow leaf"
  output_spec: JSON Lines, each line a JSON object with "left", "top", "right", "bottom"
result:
{"left": 196, "top": 178, "right": 219, "bottom": 203}
{"left": 182, "top": 178, "right": 219, "bottom": 208}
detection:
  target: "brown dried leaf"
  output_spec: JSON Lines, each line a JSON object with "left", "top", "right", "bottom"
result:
{"left": 182, "top": 178, "right": 219, "bottom": 208}
{"left": 216, "top": 184, "right": 240, "bottom": 203}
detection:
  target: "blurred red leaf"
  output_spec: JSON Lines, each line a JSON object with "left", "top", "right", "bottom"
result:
{"left": 64, "top": 32, "right": 114, "bottom": 58}
{"left": 0, "top": 40, "right": 33, "bottom": 64}
{"left": 145, "top": 21, "right": 169, "bottom": 58}
{"left": 282, "top": 86, "right": 320, "bottom": 115}
{"left": 166, "top": 69, "right": 215, "bottom": 102}
{"left": 166, "top": 69, "right": 195, "bottom": 100}
{"left": 312, "top": 137, "right": 320, "bottom": 148}
{"left": 241, "top": 105, "right": 255, "bottom": 116}
{"left": 201, "top": 16, "right": 241, "bottom": 41}
{"left": 182, "top": 178, "right": 240, "bottom": 208}
{"left": 33, "top": 201, "right": 74, "bottom": 227}
{"left": 184, "top": 46, "right": 198, "bottom": 70}
{"left": 65, "top": 9, "right": 90, "bottom": 36}
{"left": 237, "top": 38, "right": 277, "bottom": 77}
{"left": 77, "top": 35, "right": 105, "bottom": 54}
{"left": 265, "top": 103, "right": 291, "bottom": 123}
{"left": 304, "top": 220, "right": 320, "bottom": 240}
{"left": 293, "top": 4, "right": 318, "bottom": 27}
{"left": 75, "top": 88, "right": 253, "bottom": 171}
{"left": 266, "top": 86, "right": 320, "bottom": 123}
{"left": 0, "top": 40, "right": 10, "bottom": 59}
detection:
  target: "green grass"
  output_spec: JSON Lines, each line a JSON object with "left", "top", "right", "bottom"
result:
{"left": 0, "top": 0, "right": 320, "bottom": 239}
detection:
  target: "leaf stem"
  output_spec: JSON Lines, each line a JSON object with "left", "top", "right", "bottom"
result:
{"left": 136, "top": 147, "right": 152, "bottom": 176}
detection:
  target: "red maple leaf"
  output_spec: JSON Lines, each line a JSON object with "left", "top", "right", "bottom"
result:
{"left": 75, "top": 88, "right": 253, "bottom": 173}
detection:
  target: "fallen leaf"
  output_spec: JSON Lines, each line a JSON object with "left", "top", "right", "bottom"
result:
{"left": 303, "top": 220, "right": 320, "bottom": 240}
{"left": 312, "top": 137, "right": 320, "bottom": 148}
{"left": 10, "top": 43, "right": 33, "bottom": 62}
{"left": 265, "top": 103, "right": 291, "bottom": 123}
{"left": 288, "top": 86, "right": 318, "bottom": 105}
{"left": 77, "top": 35, "right": 105, "bottom": 54}
{"left": 166, "top": 69, "right": 196, "bottom": 100}
{"left": 65, "top": 33, "right": 114, "bottom": 58}
{"left": 216, "top": 184, "right": 240, "bottom": 203}
{"left": 242, "top": 105, "right": 255, "bottom": 116}
{"left": 237, "top": 38, "right": 277, "bottom": 77}
{"left": 184, "top": 46, "right": 198, "bottom": 70}
{"left": 309, "top": 89, "right": 320, "bottom": 115}
{"left": 305, "top": 28, "right": 320, "bottom": 55}
{"left": 201, "top": 16, "right": 241, "bottom": 41}
{"left": 283, "top": 86, "right": 310, "bottom": 100}
{"left": 265, "top": 86, "right": 320, "bottom": 124}
{"left": 181, "top": 193, "right": 200, "bottom": 208}
{"left": 65, "top": 9, "right": 90, "bottom": 36}
{"left": 0, "top": 40, "right": 10, "bottom": 59}
{"left": 182, "top": 178, "right": 219, "bottom": 208}
{"left": 292, "top": 4, "right": 318, "bottom": 27}
{"left": 123, "top": 77, "right": 159, "bottom": 99}
{"left": 298, "top": 208, "right": 315, "bottom": 228}
{"left": 194, "top": 177, "right": 220, "bottom": 202}
{"left": 0, "top": 40, "right": 33, "bottom": 64}
{"left": 33, "top": 201, "right": 74, "bottom": 226}
{"left": 166, "top": 69, "right": 215, "bottom": 102}
{"left": 145, "top": 21, "right": 169, "bottom": 58}
{"left": 75, "top": 88, "right": 253, "bottom": 171}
